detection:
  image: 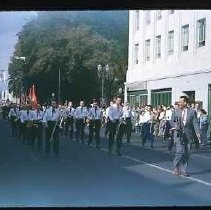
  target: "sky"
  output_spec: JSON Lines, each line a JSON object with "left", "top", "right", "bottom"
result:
{"left": 0, "top": 11, "right": 37, "bottom": 71}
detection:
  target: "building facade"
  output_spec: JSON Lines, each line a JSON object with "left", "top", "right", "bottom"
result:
{"left": 0, "top": 70, "right": 15, "bottom": 103}
{"left": 125, "top": 10, "right": 211, "bottom": 118}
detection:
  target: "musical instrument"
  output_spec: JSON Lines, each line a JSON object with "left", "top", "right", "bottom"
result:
{"left": 116, "top": 117, "right": 126, "bottom": 135}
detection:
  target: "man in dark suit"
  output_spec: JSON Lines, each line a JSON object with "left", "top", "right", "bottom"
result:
{"left": 170, "top": 95, "right": 200, "bottom": 176}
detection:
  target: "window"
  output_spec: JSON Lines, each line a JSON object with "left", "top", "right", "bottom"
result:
{"left": 169, "top": 10, "right": 174, "bottom": 14}
{"left": 145, "top": 11, "right": 150, "bottom": 24}
{"left": 182, "top": 24, "right": 189, "bottom": 51}
{"left": 134, "top": 44, "right": 139, "bottom": 64}
{"left": 167, "top": 30, "right": 174, "bottom": 55}
{"left": 145, "top": 39, "right": 150, "bottom": 61}
{"left": 135, "top": 10, "right": 140, "bottom": 30}
{"left": 156, "top": 10, "right": 162, "bottom": 20}
{"left": 197, "top": 18, "right": 206, "bottom": 47}
{"left": 155, "top": 35, "right": 161, "bottom": 59}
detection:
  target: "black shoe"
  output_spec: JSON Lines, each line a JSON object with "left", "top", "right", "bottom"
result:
{"left": 96, "top": 145, "right": 100, "bottom": 149}
{"left": 116, "top": 152, "right": 122, "bottom": 156}
{"left": 150, "top": 145, "right": 154, "bottom": 148}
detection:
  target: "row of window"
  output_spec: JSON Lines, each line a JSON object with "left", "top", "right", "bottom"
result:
{"left": 135, "top": 10, "right": 175, "bottom": 30}
{"left": 133, "top": 18, "right": 206, "bottom": 64}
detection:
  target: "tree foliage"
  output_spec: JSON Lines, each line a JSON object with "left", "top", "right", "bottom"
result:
{"left": 8, "top": 11, "right": 128, "bottom": 104}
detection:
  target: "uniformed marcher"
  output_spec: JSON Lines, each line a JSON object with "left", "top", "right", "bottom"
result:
{"left": 87, "top": 99, "right": 102, "bottom": 148}
{"left": 20, "top": 104, "right": 32, "bottom": 144}
{"left": 170, "top": 95, "right": 201, "bottom": 176}
{"left": 74, "top": 100, "right": 88, "bottom": 144}
{"left": 43, "top": 100, "right": 61, "bottom": 155}
{"left": 122, "top": 102, "right": 132, "bottom": 143}
{"left": 104, "top": 101, "right": 113, "bottom": 139}
{"left": 65, "top": 101, "right": 75, "bottom": 139}
{"left": 108, "top": 96, "right": 124, "bottom": 155}
{"left": 32, "top": 104, "right": 44, "bottom": 151}
{"left": 8, "top": 103, "right": 19, "bottom": 137}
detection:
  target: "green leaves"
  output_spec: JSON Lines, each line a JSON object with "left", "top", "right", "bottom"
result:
{"left": 8, "top": 11, "right": 128, "bottom": 103}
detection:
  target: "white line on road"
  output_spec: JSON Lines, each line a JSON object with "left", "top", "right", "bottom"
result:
{"left": 99, "top": 147, "right": 211, "bottom": 188}
{"left": 193, "top": 154, "right": 211, "bottom": 159}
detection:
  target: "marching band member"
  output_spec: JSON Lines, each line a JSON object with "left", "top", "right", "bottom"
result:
{"left": 8, "top": 103, "right": 19, "bottom": 137}
{"left": 43, "top": 100, "right": 61, "bottom": 155}
{"left": 108, "top": 96, "right": 124, "bottom": 155}
{"left": 20, "top": 104, "right": 32, "bottom": 145}
{"left": 74, "top": 100, "right": 88, "bottom": 144}
{"left": 122, "top": 102, "right": 132, "bottom": 143}
{"left": 87, "top": 99, "right": 102, "bottom": 148}
{"left": 141, "top": 105, "right": 155, "bottom": 148}
{"left": 35, "top": 104, "right": 45, "bottom": 151}
{"left": 65, "top": 101, "right": 75, "bottom": 140}
{"left": 104, "top": 101, "right": 113, "bottom": 139}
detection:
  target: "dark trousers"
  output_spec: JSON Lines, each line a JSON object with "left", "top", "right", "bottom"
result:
{"left": 65, "top": 117, "right": 74, "bottom": 139}
{"left": 37, "top": 123, "right": 43, "bottom": 150}
{"left": 22, "top": 122, "right": 31, "bottom": 144}
{"left": 108, "top": 120, "right": 125, "bottom": 153}
{"left": 75, "top": 119, "right": 85, "bottom": 143}
{"left": 125, "top": 118, "right": 132, "bottom": 142}
{"left": 88, "top": 120, "right": 101, "bottom": 147}
{"left": 141, "top": 123, "right": 154, "bottom": 147}
{"left": 10, "top": 117, "right": 18, "bottom": 137}
{"left": 45, "top": 121, "right": 60, "bottom": 154}
{"left": 105, "top": 120, "right": 111, "bottom": 138}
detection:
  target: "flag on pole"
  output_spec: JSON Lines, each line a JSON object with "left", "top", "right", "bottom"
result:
{"left": 28, "top": 87, "right": 32, "bottom": 102}
{"left": 31, "top": 84, "right": 38, "bottom": 108}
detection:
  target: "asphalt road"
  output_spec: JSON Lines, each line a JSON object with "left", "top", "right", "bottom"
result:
{"left": 0, "top": 120, "right": 211, "bottom": 207}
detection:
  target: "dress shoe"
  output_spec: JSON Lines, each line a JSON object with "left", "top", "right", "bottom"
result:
{"left": 180, "top": 172, "right": 190, "bottom": 177}
{"left": 173, "top": 167, "right": 180, "bottom": 175}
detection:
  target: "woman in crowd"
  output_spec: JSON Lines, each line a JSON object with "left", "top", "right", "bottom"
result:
{"left": 199, "top": 109, "right": 209, "bottom": 146}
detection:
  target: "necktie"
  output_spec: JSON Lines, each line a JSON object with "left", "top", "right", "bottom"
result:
{"left": 81, "top": 107, "right": 83, "bottom": 114}
{"left": 95, "top": 107, "right": 97, "bottom": 118}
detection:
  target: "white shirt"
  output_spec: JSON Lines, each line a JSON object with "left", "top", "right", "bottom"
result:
{"left": 108, "top": 104, "right": 123, "bottom": 121}
{"left": 165, "top": 109, "right": 172, "bottom": 120}
{"left": 20, "top": 110, "right": 32, "bottom": 123}
{"left": 88, "top": 107, "right": 102, "bottom": 120}
{"left": 66, "top": 106, "right": 75, "bottom": 117}
{"left": 122, "top": 106, "right": 132, "bottom": 118}
{"left": 182, "top": 108, "right": 187, "bottom": 125}
{"left": 8, "top": 108, "right": 19, "bottom": 118}
{"left": 43, "top": 107, "right": 60, "bottom": 122}
{"left": 74, "top": 106, "right": 88, "bottom": 119}
{"left": 142, "top": 111, "right": 152, "bottom": 123}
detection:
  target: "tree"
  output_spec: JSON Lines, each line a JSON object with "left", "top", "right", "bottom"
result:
{"left": 8, "top": 11, "right": 128, "bottom": 104}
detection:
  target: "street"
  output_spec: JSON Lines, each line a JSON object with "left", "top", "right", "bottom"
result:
{"left": 1, "top": 120, "right": 211, "bottom": 207}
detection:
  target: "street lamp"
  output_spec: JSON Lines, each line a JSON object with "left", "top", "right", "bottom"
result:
{"left": 97, "top": 64, "right": 109, "bottom": 104}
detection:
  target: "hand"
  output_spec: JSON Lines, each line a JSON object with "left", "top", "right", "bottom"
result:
{"left": 196, "top": 134, "right": 201, "bottom": 143}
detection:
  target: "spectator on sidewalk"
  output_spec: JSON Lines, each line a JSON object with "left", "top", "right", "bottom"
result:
{"left": 199, "top": 109, "right": 209, "bottom": 146}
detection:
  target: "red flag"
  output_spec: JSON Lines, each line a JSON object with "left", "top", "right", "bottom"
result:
{"left": 31, "top": 84, "right": 38, "bottom": 108}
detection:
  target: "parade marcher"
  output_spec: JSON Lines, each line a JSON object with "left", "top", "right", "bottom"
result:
{"left": 8, "top": 103, "right": 19, "bottom": 137}
{"left": 43, "top": 100, "right": 61, "bottom": 155}
{"left": 199, "top": 109, "right": 209, "bottom": 146}
{"left": 33, "top": 104, "right": 44, "bottom": 151}
{"left": 141, "top": 105, "right": 155, "bottom": 148}
{"left": 65, "top": 101, "right": 75, "bottom": 139}
{"left": 122, "top": 102, "right": 132, "bottom": 143}
{"left": 20, "top": 104, "right": 32, "bottom": 145}
{"left": 104, "top": 101, "right": 113, "bottom": 139}
{"left": 74, "top": 100, "right": 88, "bottom": 144}
{"left": 170, "top": 95, "right": 200, "bottom": 176}
{"left": 87, "top": 99, "right": 102, "bottom": 148}
{"left": 108, "top": 96, "right": 124, "bottom": 155}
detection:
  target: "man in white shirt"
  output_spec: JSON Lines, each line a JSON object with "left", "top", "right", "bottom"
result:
{"left": 43, "top": 100, "right": 61, "bottom": 155}
{"left": 108, "top": 96, "right": 123, "bottom": 155}
{"left": 87, "top": 99, "right": 102, "bottom": 148}
{"left": 122, "top": 102, "right": 132, "bottom": 143}
{"left": 74, "top": 100, "right": 88, "bottom": 144}
{"left": 8, "top": 103, "right": 19, "bottom": 137}
{"left": 65, "top": 101, "right": 75, "bottom": 140}
{"left": 104, "top": 101, "right": 113, "bottom": 139}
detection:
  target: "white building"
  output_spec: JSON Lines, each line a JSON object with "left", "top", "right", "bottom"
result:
{"left": 0, "top": 70, "right": 16, "bottom": 103}
{"left": 125, "top": 10, "right": 211, "bottom": 117}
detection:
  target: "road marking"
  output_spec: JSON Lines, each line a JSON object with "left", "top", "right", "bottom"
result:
{"left": 99, "top": 147, "right": 211, "bottom": 188}
{"left": 123, "top": 155, "right": 211, "bottom": 188}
